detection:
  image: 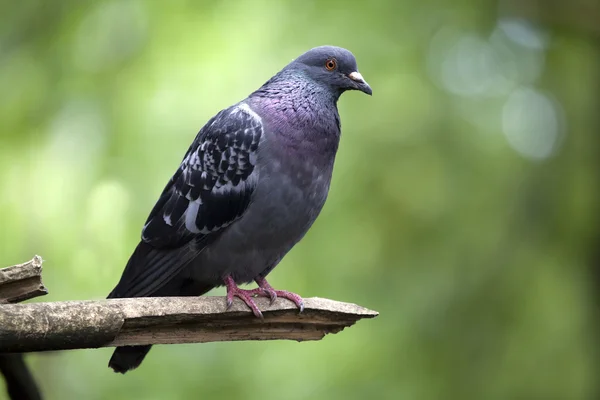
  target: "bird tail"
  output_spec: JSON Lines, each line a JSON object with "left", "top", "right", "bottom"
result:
{"left": 107, "top": 241, "right": 215, "bottom": 373}
{"left": 108, "top": 281, "right": 215, "bottom": 373}
{"left": 108, "top": 241, "right": 182, "bottom": 299}
{"left": 109, "top": 345, "right": 152, "bottom": 374}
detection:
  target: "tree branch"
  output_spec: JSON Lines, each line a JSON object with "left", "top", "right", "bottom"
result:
{"left": 0, "top": 354, "right": 41, "bottom": 400}
{"left": 0, "top": 296, "right": 378, "bottom": 353}
{"left": 0, "top": 256, "right": 48, "bottom": 304}
{"left": 0, "top": 257, "right": 46, "bottom": 400}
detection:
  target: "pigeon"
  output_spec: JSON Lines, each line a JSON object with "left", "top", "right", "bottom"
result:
{"left": 107, "top": 45, "right": 372, "bottom": 373}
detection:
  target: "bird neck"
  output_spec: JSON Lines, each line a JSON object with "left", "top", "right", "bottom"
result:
{"left": 249, "top": 70, "right": 342, "bottom": 139}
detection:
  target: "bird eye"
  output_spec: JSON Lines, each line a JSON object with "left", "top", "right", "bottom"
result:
{"left": 325, "top": 58, "right": 337, "bottom": 71}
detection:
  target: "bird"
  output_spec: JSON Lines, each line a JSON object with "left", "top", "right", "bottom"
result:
{"left": 107, "top": 45, "right": 372, "bottom": 373}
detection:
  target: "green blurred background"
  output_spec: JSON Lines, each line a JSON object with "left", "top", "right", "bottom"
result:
{"left": 1, "top": 0, "right": 599, "bottom": 399}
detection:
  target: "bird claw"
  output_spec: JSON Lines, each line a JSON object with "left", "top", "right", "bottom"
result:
{"left": 270, "top": 290, "right": 304, "bottom": 313}
{"left": 226, "top": 287, "right": 264, "bottom": 319}
{"left": 224, "top": 275, "right": 304, "bottom": 318}
{"left": 255, "top": 277, "right": 304, "bottom": 314}
{"left": 259, "top": 287, "right": 278, "bottom": 305}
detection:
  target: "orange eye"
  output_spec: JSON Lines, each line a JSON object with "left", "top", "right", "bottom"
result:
{"left": 325, "top": 58, "right": 337, "bottom": 71}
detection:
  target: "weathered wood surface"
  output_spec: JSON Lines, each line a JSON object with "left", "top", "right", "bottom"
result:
{"left": 0, "top": 296, "right": 378, "bottom": 353}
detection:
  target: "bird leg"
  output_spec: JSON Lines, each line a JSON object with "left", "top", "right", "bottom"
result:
{"left": 255, "top": 276, "right": 305, "bottom": 313}
{"left": 223, "top": 275, "right": 305, "bottom": 319}
{"left": 224, "top": 275, "right": 264, "bottom": 319}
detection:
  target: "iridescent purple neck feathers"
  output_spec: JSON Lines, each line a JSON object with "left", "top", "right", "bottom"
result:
{"left": 249, "top": 70, "right": 341, "bottom": 144}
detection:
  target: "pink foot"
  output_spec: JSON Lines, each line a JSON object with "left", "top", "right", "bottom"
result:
{"left": 255, "top": 276, "right": 304, "bottom": 313}
{"left": 224, "top": 276, "right": 264, "bottom": 318}
{"left": 223, "top": 276, "right": 305, "bottom": 319}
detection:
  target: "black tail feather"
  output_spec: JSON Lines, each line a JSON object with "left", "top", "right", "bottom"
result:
{"left": 108, "top": 241, "right": 193, "bottom": 299}
{"left": 109, "top": 346, "right": 152, "bottom": 374}
{"left": 108, "top": 241, "right": 215, "bottom": 374}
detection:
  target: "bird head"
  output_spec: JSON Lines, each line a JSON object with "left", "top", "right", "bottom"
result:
{"left": 289, "top": 46, "right": 372, "bottom": 96}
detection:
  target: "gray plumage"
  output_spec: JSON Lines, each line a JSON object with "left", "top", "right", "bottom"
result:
{"left": 108, "top": 45, "right": 371, "bottom": 373}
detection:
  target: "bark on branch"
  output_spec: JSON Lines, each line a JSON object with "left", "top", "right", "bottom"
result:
{"left": 0, "top": 257, "right": 46, "bottom": 400}
{"left": 0, "top": 256, "right": 48, "bottom": 304}
{"left": 0, "top": 296, "right": 378, "bottom": 353}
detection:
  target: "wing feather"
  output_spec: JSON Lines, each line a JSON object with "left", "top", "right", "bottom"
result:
{"left": 109, "top": 103, "right": 263, "bottom": 297}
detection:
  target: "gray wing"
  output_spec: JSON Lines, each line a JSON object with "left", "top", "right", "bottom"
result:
{"left": 109, "top": 103, "right": 263, "bottom": 298}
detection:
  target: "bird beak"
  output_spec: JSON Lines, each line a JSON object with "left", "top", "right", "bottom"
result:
{"left": 348, "top": 71, "right": 372, "bottom": 95}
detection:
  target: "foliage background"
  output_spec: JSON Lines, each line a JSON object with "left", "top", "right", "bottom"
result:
{"left": 1, "top": 0, "right": 599, "bottom": 399}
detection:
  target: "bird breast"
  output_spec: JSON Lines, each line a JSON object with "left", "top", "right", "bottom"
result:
{"left": 188, "top": 140, "right": 333, "bottom": 285}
